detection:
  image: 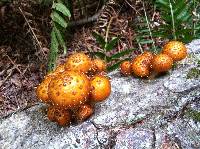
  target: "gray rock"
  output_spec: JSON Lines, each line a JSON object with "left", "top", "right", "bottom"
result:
{"left": 0, "top": 40, "right": 200, "bottom": 149}
{"left": 114, "top": 128, "right": 154, "bottom": 149}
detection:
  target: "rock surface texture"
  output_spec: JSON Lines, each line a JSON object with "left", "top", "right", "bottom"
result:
{"left": 0, "top": 40, "right": 200, "bottom": 149}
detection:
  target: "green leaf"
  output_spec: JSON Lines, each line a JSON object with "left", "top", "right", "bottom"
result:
{"left": 54, "top": 25, "right": 67, "bottom": 54}
{"left": 156, "top": 0, "right": 169, "bottom": 7}
{"left": 176, "top": 10, "right": 191, "bottom": 22}
{"left": 105, "top": 37, "right": 119, "bottom": 52}
{"left": 92, "top": 32, "right": 106, "bottom": 49}
{"left": 110, "top": 49, "right": 134, "bottom": 59}
{"left": 90, "top": 52, "right": 107, "bottom": 59}
{"left": 51, "top": 11, "right": 68, "bottom": 28}
{"left": 174, "top": 0, "right": 187, "bottom": 17}
{"left": 107, "top": 58, "right": 130, "bottom": 72}
{"left": 52, "top": 2, "right": 71, "bottom": 17}
{"left": 155, "top": 0, "right": 170, "bottom": 11}
{"left": 137, "top": 29, "right": 150, "bottom": 33}
{"left": 138, "top": 39, "right": 154, "bottom": 44}
{"left": 48, "top": 28, "right": 59, "bottom": 72}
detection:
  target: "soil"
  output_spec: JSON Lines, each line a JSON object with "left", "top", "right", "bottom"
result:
{"left": 0, "top": 0, "right": 157, "bottom": 117}
{"left": 0, "top": 1, "right": 50, "bottom": 117}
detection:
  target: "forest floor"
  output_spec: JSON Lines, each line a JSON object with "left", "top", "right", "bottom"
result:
{"left": 0, "top": 0, "right": 156, "bottom": 117}
{"left": 0, "top": 1, "right": 51, "bottom": 117}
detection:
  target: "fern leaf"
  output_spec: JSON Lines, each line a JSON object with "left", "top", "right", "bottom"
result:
{"left": 51, "top": 11, "right": 68, "bottom": 28}
{"left": 105, "top": 37, "right": 119, "bottom": 52}
{"left": 107, "top": 58, "right": 130, "bottom": 72}
{"left": 52, "top": 2, "right": 71, "bottom": 17}
{"left": 54, "top": 25, "right": 67, "bottom": 54}
{"left": 138, "top": 39, "right": 154, "bottom": 44}
{"left": 48, "top": 28, "right": 59, "bottom": 72}
{"left": 92, "top": 32, "right": 106, "bottom": 49}
{"left": 110, "top": 49, "right": 134, "bottom": 59}
{"left": 90, "top": 51, "right": 108, "bottom": 60}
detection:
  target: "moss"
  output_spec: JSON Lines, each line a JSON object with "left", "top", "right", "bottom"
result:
{"left": 185, "top": 109, "right": 200, "bottom": 122}
{"left": 187, "top": 68, "right": 200, "bottom": 79}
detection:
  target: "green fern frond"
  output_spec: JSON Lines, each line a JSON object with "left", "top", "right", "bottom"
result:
{"left": 48, "top": 0, "right": 71, "bottom": 72}
{"left": 52, "top": 2, "right": 71, "bottom": 17}
{"left": 155, "top": 0, "right": 193, "bottom": 42}
{"left": 48, "top": 27, "right": 59, "bottom": 71}
{"left": 92, "top": 32, "right": 133, "bottom": 72}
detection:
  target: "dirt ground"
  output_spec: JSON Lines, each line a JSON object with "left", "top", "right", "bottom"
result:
{"left": 0, "top": 0, "right": 158, "bottom": 117}
{"left": 0, "top": 1, "right": 51, "bottom": 117}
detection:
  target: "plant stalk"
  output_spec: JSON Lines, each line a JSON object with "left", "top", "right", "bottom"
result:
{"left": 142, "top": 1, "right": 156, "bottom": 53}
{"left": 104, "top": 17, "right": 114, "bottom": 61}
{"left": 193, "top": 0, "right": 196, "bottom": 37}
{"left": 169, "top": 0, "right": 177, "bottom": 40}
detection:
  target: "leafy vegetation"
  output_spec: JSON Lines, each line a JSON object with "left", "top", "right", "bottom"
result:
{"left": 155, "top": 0, "right": 200, "bottom": 42}
{"left": 48, "top": 1, "right": 71, "bottom": 72}
{"left": 46, "top": 0, "right": 200, "bottom": 72}
{"left": 134, "top": 2, "right": 159, "bottom": 54}
{"left": 92, "top": 32, "right": 134, "bottom": 72}
{"left": 134, "top": 0, "right": 200, "bottom": 55}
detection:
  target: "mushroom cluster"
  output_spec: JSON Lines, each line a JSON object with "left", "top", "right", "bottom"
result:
{"left": 36, "top": 53, "right": 111, "bottom": 126}
{"left": 120, "top": 41, "right": 188, "bottom": 77}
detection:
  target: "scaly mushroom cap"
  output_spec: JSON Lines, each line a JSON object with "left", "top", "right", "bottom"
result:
{"left": 55, "top": 109, "right": 71, "bottom": 126}
{"left": 90, "top": 75, "right": 111, "bottom": 102}
{"left": 47, "top": 106, "right": 57, "bottom": 122}
{"left": 92, "top": 59, "right": 107, "bottom": 73}
{"left": 162, "top": 41, "right": 187, "bottom": 61}
{"left": 76, "top": 104, "right": 94, "bottom": 122}
{"left": 47, "top": 106, "right": 71, "bottom": 126}
{"left": 48, "top": 71, "right": 90, "bottom": 108}
{"left": 65, "top": 52, "right": 92, "bottom": 73}
{"left": 152, "top": 54, "right": 173, "bottom": 73}
{"left": 36, "top": 73, "right": 57, "bottom": 103}
{"left": 131, "top": 55, "right": 151, "bottom": 77}
{"left": 120, "top": 61, "right": 132, "bottom": 76}
{"left": 54, "top": 64, "right": 66, "bottom": 74}
{"left": 142, "top": 51, "right": 154, "bottom": 67}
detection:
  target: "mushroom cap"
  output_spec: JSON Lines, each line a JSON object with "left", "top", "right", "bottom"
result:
{"left": 142, "top": 51, "right": 154, "bottom": 67}
{"left": 76, "top": 104, "right": 94, "bottom": 122}
{"left": 152, "top": 54, "right": 173, "bottom": 73}
{"left": 54, "top": 64, "right": 66, "bottom": 74}
{"left": 131, "top": 55, "right": 151, "bottom": 77}
{"left": 55, "top": 109, "right": 71, "bottom": 126}
{"left": 90, "top": 75, "right": 111, "bottom": 102}
{"left": 65, "top": 52, "right": 92, "bottom": 73}
{"left": 36, "top": 73, "right": 57, "bottom": 103}
{"left": 92, "top": 59, "right": 107, "bottom": 73}
{"left": 162, "top": 41, "right": 187, "bottom": 61}
{"left": 47, "top": 106, "right": 71, "bottom": 126}
{"left": 47, "top": 106, "right": 57, "bottom": 122}
{"left": 48, "top": 71, "right": 90, "bottom": 108}
{"left": 120, "top": 61, "right": 132, "bottom": 76}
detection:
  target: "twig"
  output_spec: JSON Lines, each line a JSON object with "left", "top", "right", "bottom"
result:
{"left": 0, "top": 67, "right": 14, "bottom": 88}
{"left": 5, "top": 55, "right": 27, "bottom": 80}
{"left": 18, "top": 7, "right": 47, "bottom": 59}
{"left": 6, "top": 55, "right": 22, "bottom": 74}
{"left": 125, "top": 0, "right": 141, "bottom": 15}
